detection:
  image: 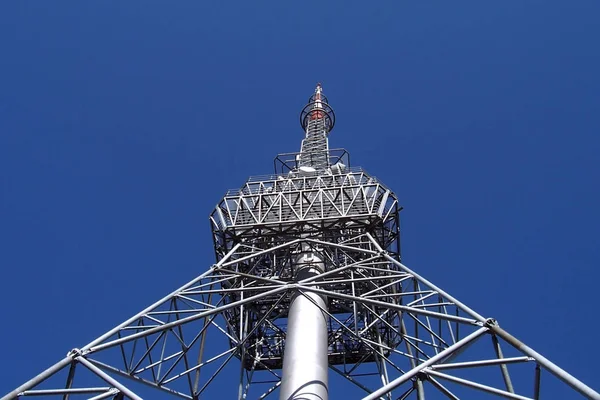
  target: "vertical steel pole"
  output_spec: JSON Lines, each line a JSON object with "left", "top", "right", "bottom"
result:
{"left": 491, "top": 334, "right": 514, "bottom": 393}
{"left": 416, "top": 379, "right": 425, "bottom": 400}
{"left": 279, "top": 249, "right": 328, "bottom": 400}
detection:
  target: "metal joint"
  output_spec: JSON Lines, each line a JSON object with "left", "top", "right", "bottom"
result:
{"left": 415, "top": 371, "right": 429, "bottom": 382}
{"left": 66, "top": 348, "right": 82, "bottom": 359}
{"left": 484, "top": 318, "right": 498, "bottom": 328}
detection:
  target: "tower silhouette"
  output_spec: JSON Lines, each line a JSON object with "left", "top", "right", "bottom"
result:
{"left": 3, "top": 85, "right": 599, "bottom": 400}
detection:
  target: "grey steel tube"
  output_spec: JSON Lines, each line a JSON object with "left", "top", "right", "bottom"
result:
{"left": 1, "top": 356, "right": 72, "bottom": 400}
{"left": 363, "top": 327, "right": 489, "bottom": 400}
{"left": 280, "top": 250, "right": 328, "bottom": 400}
{"left": 489, "top": 324, "right": 600, "bottom": 400}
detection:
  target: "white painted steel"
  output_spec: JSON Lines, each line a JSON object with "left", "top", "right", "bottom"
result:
{"left": 279, "top": 249, "right": 329, "bottom": 400}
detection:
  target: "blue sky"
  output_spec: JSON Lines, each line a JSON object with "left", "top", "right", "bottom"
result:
{"left": 1, "top": 1, "right": 599, "bottom": 398}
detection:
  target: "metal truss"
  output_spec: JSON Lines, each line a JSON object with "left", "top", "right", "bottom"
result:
{"left": 298, "top": 83, "right": 335, "bottom": 171}
{"left": 3, "top": 83, "right": 598, "bottom": 399}
{"left": 3, "top": 232, "right": 599, "bottom": 399}
{"left": 212, "top": 168, "right": 398, "bottom": 228}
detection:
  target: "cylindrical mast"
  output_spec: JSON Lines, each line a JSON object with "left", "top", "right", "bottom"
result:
{"left": 279, "top": 249, "right": 329, "bottom": 400}
{"left": 280, "top": 84, "right": 335, "bottom": 400}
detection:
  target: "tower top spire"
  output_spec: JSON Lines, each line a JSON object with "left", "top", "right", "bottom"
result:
{"left": 300, "top": 83, "right": 335, "bottom": 134}
{"left": 297, "top": 83, "right": 337, "bottom": 171}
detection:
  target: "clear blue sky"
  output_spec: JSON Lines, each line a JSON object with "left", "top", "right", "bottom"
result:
{"left": 1, "top": 1, "right": 599, "bottom": 398}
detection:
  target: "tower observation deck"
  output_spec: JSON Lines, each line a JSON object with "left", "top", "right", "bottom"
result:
{"left": 2, "top": 85, "right": 599, "bottom": 400}
{"left": 210, "top": 84, "right": 401, "bottom": 399}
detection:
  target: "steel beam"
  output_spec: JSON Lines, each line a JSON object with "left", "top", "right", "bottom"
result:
{"left": 1, "top": 356, "right": 72, "bottom": 400}
{"left": 362, "top": 327, "right": 489, "bottom": 400}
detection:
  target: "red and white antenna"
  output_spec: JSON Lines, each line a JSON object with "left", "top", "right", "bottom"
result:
{"left": 300, "top": 82, "right": 335, "bottom": 133}
{"left": 311, "top": 83, "right": 325, "bottom": 120}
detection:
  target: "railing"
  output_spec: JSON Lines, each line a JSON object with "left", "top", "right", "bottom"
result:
{"left": 224, "top": 167, "right": 374, "bottom": 196}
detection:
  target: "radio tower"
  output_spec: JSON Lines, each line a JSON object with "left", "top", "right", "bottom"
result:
{"left": 3, "top": 84, "right": 599, "bottom": 400}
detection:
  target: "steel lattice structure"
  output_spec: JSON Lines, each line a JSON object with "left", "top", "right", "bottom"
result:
{"left": 3, "top": 84, "right": 599, "bottom": 400}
